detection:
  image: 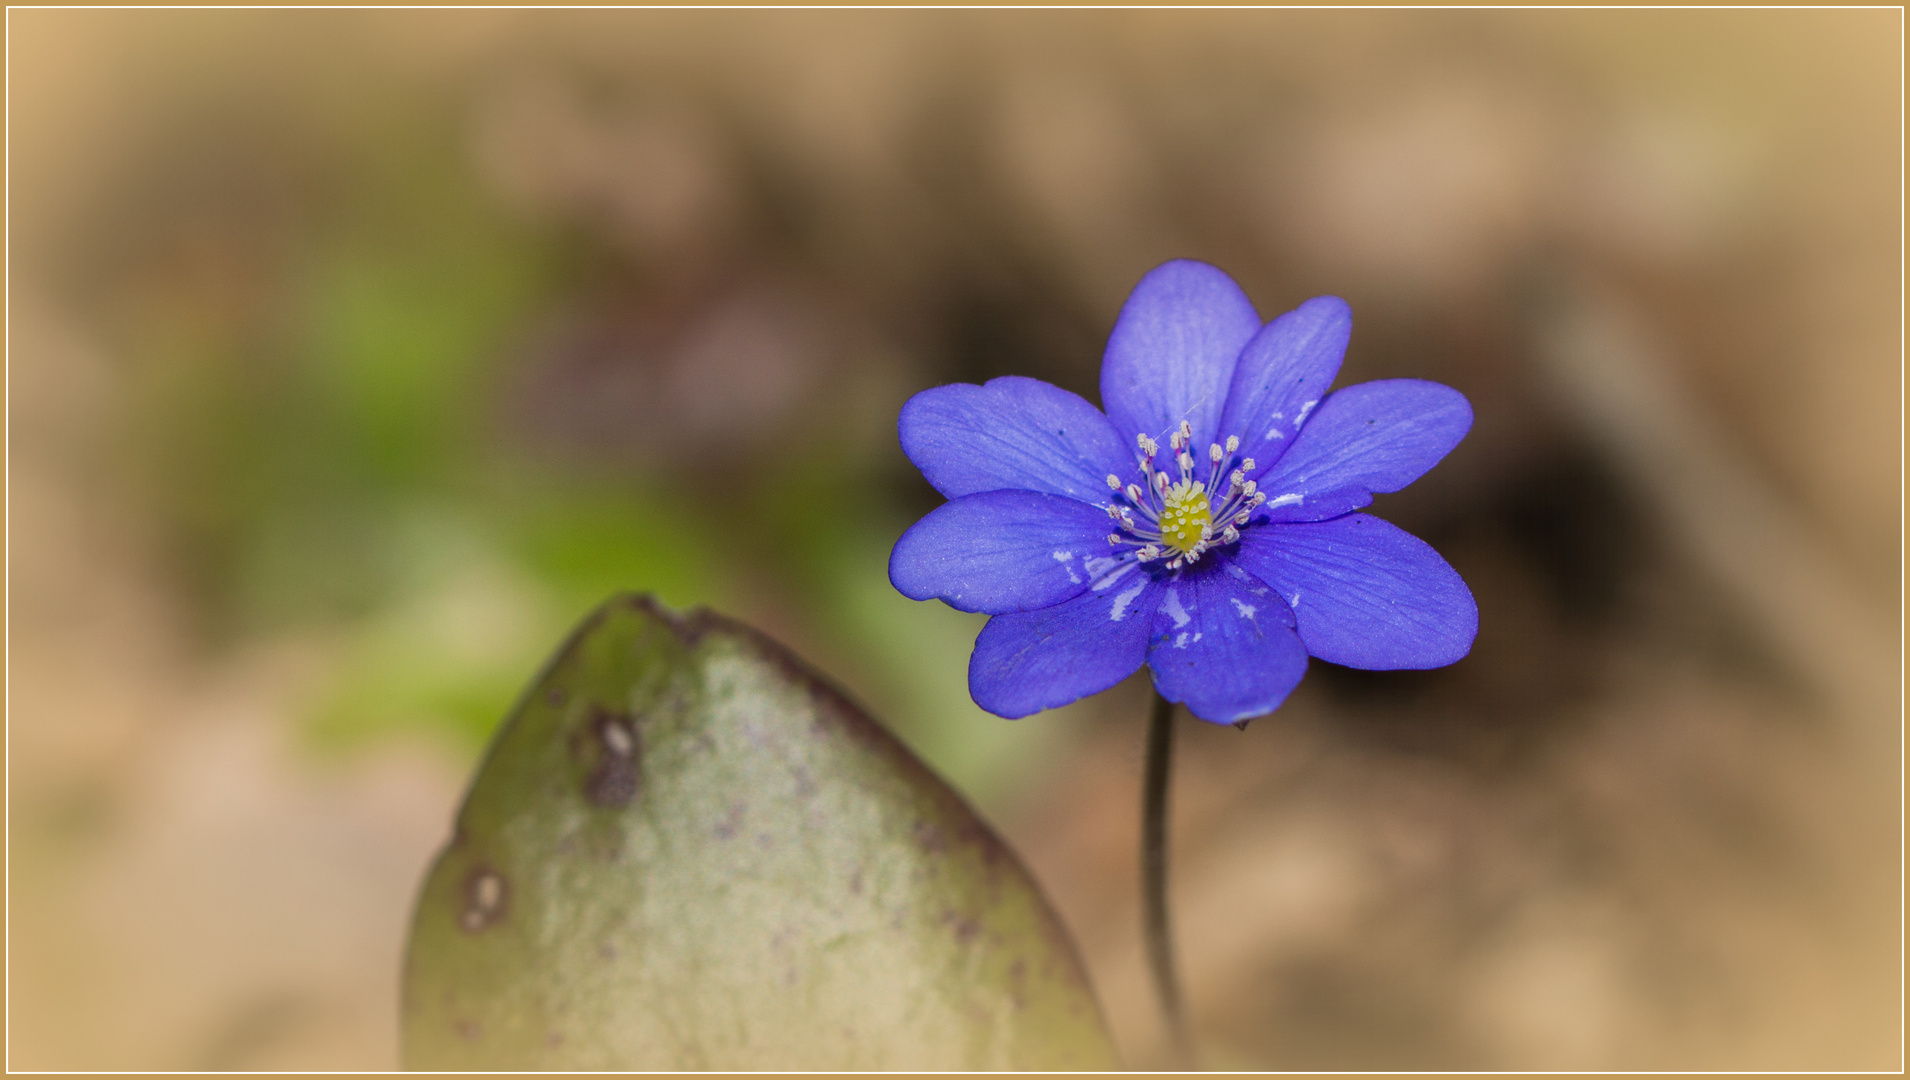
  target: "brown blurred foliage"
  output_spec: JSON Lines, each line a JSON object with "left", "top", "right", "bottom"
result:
{"left": 7, "top": 8, "right": 1900, "bottom": 1070}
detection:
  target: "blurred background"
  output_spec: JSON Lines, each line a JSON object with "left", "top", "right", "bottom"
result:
{"left": 7, "top": 8, "right": 1900, "bottom": 1070}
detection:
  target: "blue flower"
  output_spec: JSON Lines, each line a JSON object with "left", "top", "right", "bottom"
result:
{"left": 888, "top": 260, "right": 1479, "bottom": 724}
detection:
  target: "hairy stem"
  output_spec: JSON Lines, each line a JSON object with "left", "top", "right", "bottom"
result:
{"left": 1142, "top": 689, "right": 1196, "bottom": 1069}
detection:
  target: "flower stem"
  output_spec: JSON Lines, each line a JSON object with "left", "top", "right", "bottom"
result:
{"left": 1143, "top": 688, "right": 1196, "bottom": 1069}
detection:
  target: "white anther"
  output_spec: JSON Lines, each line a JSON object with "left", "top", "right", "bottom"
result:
{"left": 1199, "top": 523, "right": 1213, "bottom": 540}
{"left": 1179, "top": 420, "right": 1193, "bottom": 440}
{"left": 1230, "top": 469, "right": 1244, "bottom": 485}
{"left": 1138, "top": 434, "right": 1158, "bottom": 457}
{"left": 1155, "top": 472, "right": 1170, "bottom": 492}
{"left": 1106, "top": 474, "right": 1122, "bottom": 491}
{"left": 1107, "top": 534, "right": 1122, "bottom": 546}
{"left": 1126, "top": 483, "right": 1144, "bottom": 504}
{"left": 1140, "top": 544, "right": 1161, "bottom": 560}
{"left": 1177, "top": 452, "right": 1194, "bottom": 472}
{"left": 1252, "top": 492, "right": 1268, "bottom": 505}
{"left": 1222, "top": 525, "right": 1239, "bottom": 543}
{"left": 1106, "top": 504, "right": 1120, "bottom": 519}
{"left": 1241, "top": 479, "right": 1257, "bottom": 496}
{"left": 1241, "top": 458, "right": 1255, "bottom": 472}
{"left": 1209, "top": 443, "right": 1223, "bottom": 463}
{"left": 1234, "top": 510, "right": 1250, "bottom": 524}
{"left": 1226, "top": 435, "right": 1240, "bottom": 453}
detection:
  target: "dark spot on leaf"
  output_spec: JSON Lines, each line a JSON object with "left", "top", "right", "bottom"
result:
{"left": 1233, "top": 718, "right": 1252, "bottom": 731}
{"left": 455, "top": 1020, "right": 481, "bottom": 1042}
{"left": 598, "top": 942, "right": 617, "bottom": 960}
{"left": 545, "top": 1031, "right": 564, "bottom": 1049}
{"left": 459, "top": 866, "right": 508, "bottom": 933}
{"left": 545, "top": 687, "right": 565, "bottom": 707}
{"left": 915, "top": 822, "right": 947, "bottom": 855}
{"left": 713, "top": 801, "right": 745, "bottom": 840}
{"left": 942, "top": 908, "right": 981, "bottom": 944}
{"left": 584, "top": 707, "right": 641, "bottom": 808}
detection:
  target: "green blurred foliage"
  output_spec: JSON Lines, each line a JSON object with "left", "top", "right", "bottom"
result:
{"left": 104, "top": 98, "right": 736, "bottom": 757}
{"left": 90, "top": 75, "right": 1064, "bottom": 812}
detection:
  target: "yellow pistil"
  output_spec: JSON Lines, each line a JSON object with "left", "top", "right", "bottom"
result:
{"left": 1158, "top": 480, "right": 1212, "bottom": 555}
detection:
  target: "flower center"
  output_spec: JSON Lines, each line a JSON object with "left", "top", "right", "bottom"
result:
{"left": 1100, "top": 420, "right": 1274, "bottom": 571}
{"left": 1159, "top": 481, "right": 1211, "bottom": 554}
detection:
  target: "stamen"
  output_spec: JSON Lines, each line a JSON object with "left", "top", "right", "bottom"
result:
{"left": 1107, "top": 427, "right": 1266, "bottom": 565}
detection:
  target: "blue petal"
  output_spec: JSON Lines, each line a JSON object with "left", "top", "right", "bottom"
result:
{"left": 889, "top": 490, "right": 1119, "bottom": 615}
{"left": 899, "top": 376, "right": 1132, "bottom": 503}
{"left": 968, "top": 566, "right": 1161, "bottom": 718}
{"left": 1100, "top": 261, "right": 1261, "bottom": 474}
{"left": 1234, "top": 514, "right": 1478, "bottom": 669}
{"left": 1215, "top": 296, "right": 1351, "bottom": 474}
{"left": 1250, "top": 379, "right": 1473, "bottom": 523}
{"left": 1144, "top": 563, "right": 1309, "bottom": 725}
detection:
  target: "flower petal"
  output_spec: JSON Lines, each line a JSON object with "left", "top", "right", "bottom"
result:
{"left": 1145, "top": 564, "right": 1309, "bottom": 724}
{"left": 889, "top": 490, "right": 1121, "bottom": 615}
{"left": 899, "top": 376, "right": 1132, "bottom": 503}
{"left": 1234, "top": 514, "right": 1478, "bottom": 669}
{"left": 1099, "top": 260, "right": 1261, "bottom": 472}
{"left": 968, "top": 568, "right": 1161, "bottom": 718}
{"left": 1251, "top": 379, "right": 1473, "bottom": 523}
{"left": 1216, "top": 295, "right": 1351, "bottom": 474}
